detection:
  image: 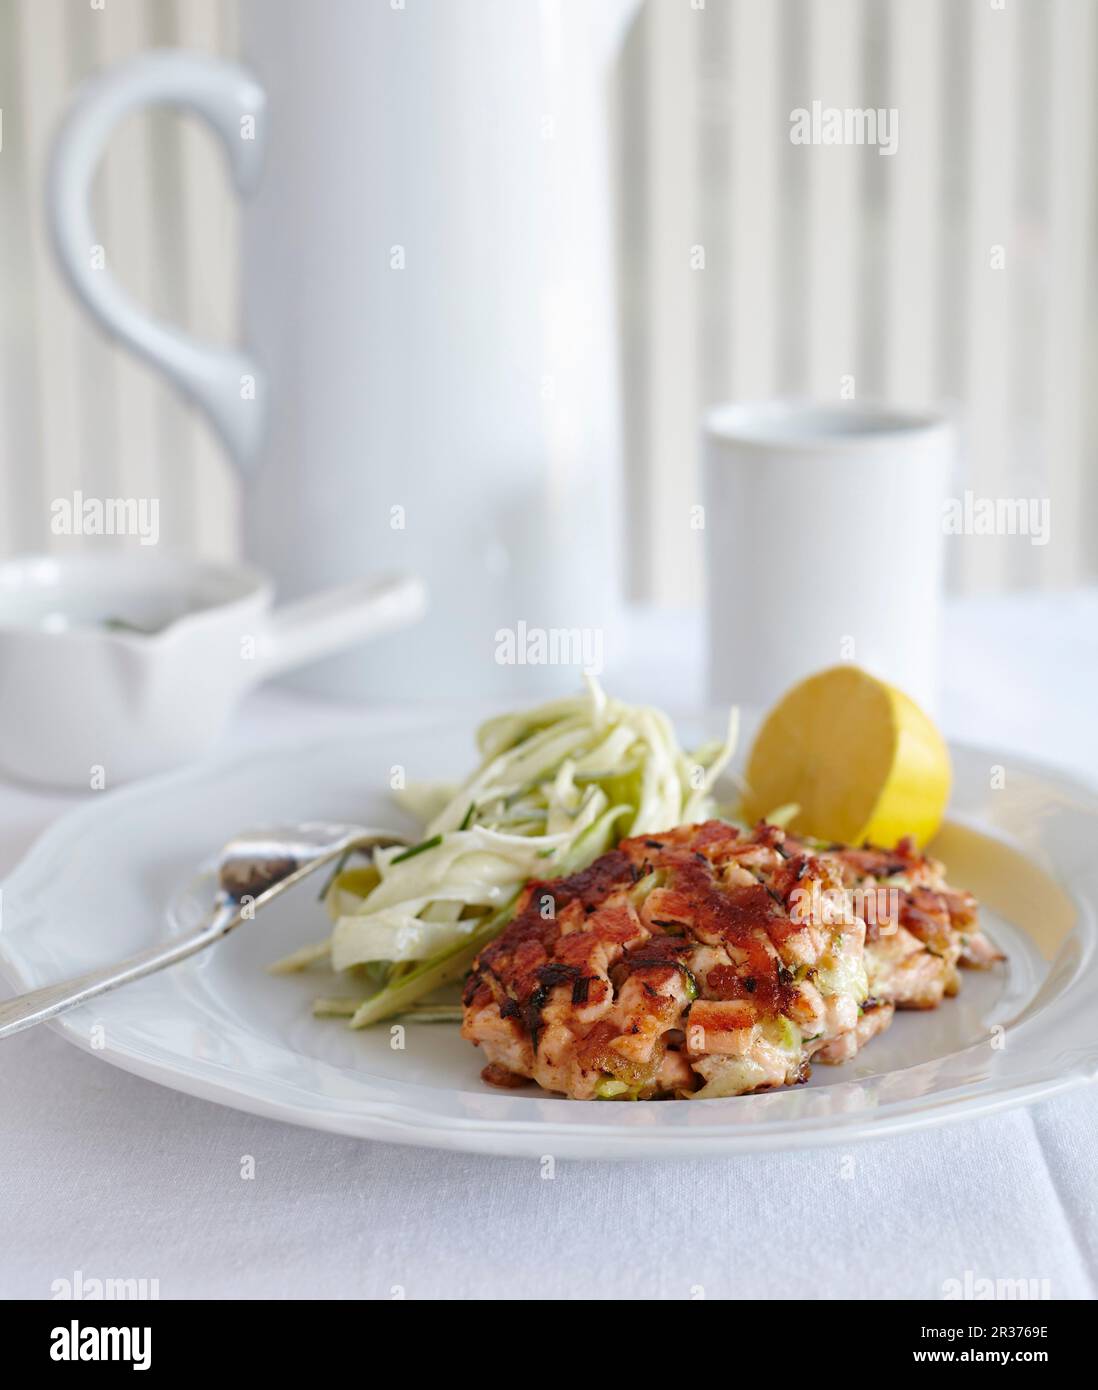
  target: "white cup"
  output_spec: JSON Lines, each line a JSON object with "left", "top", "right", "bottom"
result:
{"left": 0, "top": 553, "right": 426, "bottom": 789}
{"left": 704, "top": 401, "right": 953, "bottom": 712}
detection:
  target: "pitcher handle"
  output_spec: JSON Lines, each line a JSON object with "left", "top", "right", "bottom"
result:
{"left": 47, "top": 50, "right": 267, "bottom": 474}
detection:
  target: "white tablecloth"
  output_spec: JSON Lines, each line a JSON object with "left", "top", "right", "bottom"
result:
{"left": 2, "top": 594, "right": 1097, "bottom": 1300}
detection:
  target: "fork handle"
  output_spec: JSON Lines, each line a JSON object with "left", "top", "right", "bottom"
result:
{"left": 0, "top": 901, "right": 239, "bottom": 1040}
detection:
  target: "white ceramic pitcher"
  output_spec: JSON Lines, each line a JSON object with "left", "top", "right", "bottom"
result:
{"left": 48, "top": 0, "right": 639, "bottom": 701}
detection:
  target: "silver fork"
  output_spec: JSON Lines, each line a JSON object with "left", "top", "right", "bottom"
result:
{"left": 0, "top": 823, "right": 407, "bottom": 1040}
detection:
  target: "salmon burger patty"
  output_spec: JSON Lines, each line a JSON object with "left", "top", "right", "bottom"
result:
{"left": 461, "top": 820, "right": 871, "bottom": 1099}
{"left": 786, "top": 835, "right": 1003, "bottom": 1063}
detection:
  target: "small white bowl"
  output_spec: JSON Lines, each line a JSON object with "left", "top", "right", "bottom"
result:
{"left": 0, "top": 552, "right": 425, "bottom": 788}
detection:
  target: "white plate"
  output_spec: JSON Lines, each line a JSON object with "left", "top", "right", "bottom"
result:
{"left": 2, "top": 713, "right": 1097, "bottom": 1158}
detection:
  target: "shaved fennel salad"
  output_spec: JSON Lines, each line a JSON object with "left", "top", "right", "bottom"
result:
{"left": 272, "top": 679, "right": 738, "bottom": 1026}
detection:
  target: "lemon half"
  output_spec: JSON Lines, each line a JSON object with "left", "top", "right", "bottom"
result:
{"left": 742, "top": 665, "right": 951, "bottom": 848}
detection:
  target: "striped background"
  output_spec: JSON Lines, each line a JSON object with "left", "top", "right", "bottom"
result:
{"left": 1, "top": 0, "right": 1094, "bottom": 603}
{"left": 0, "top": 0, "right": 240, "bottom": 563}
